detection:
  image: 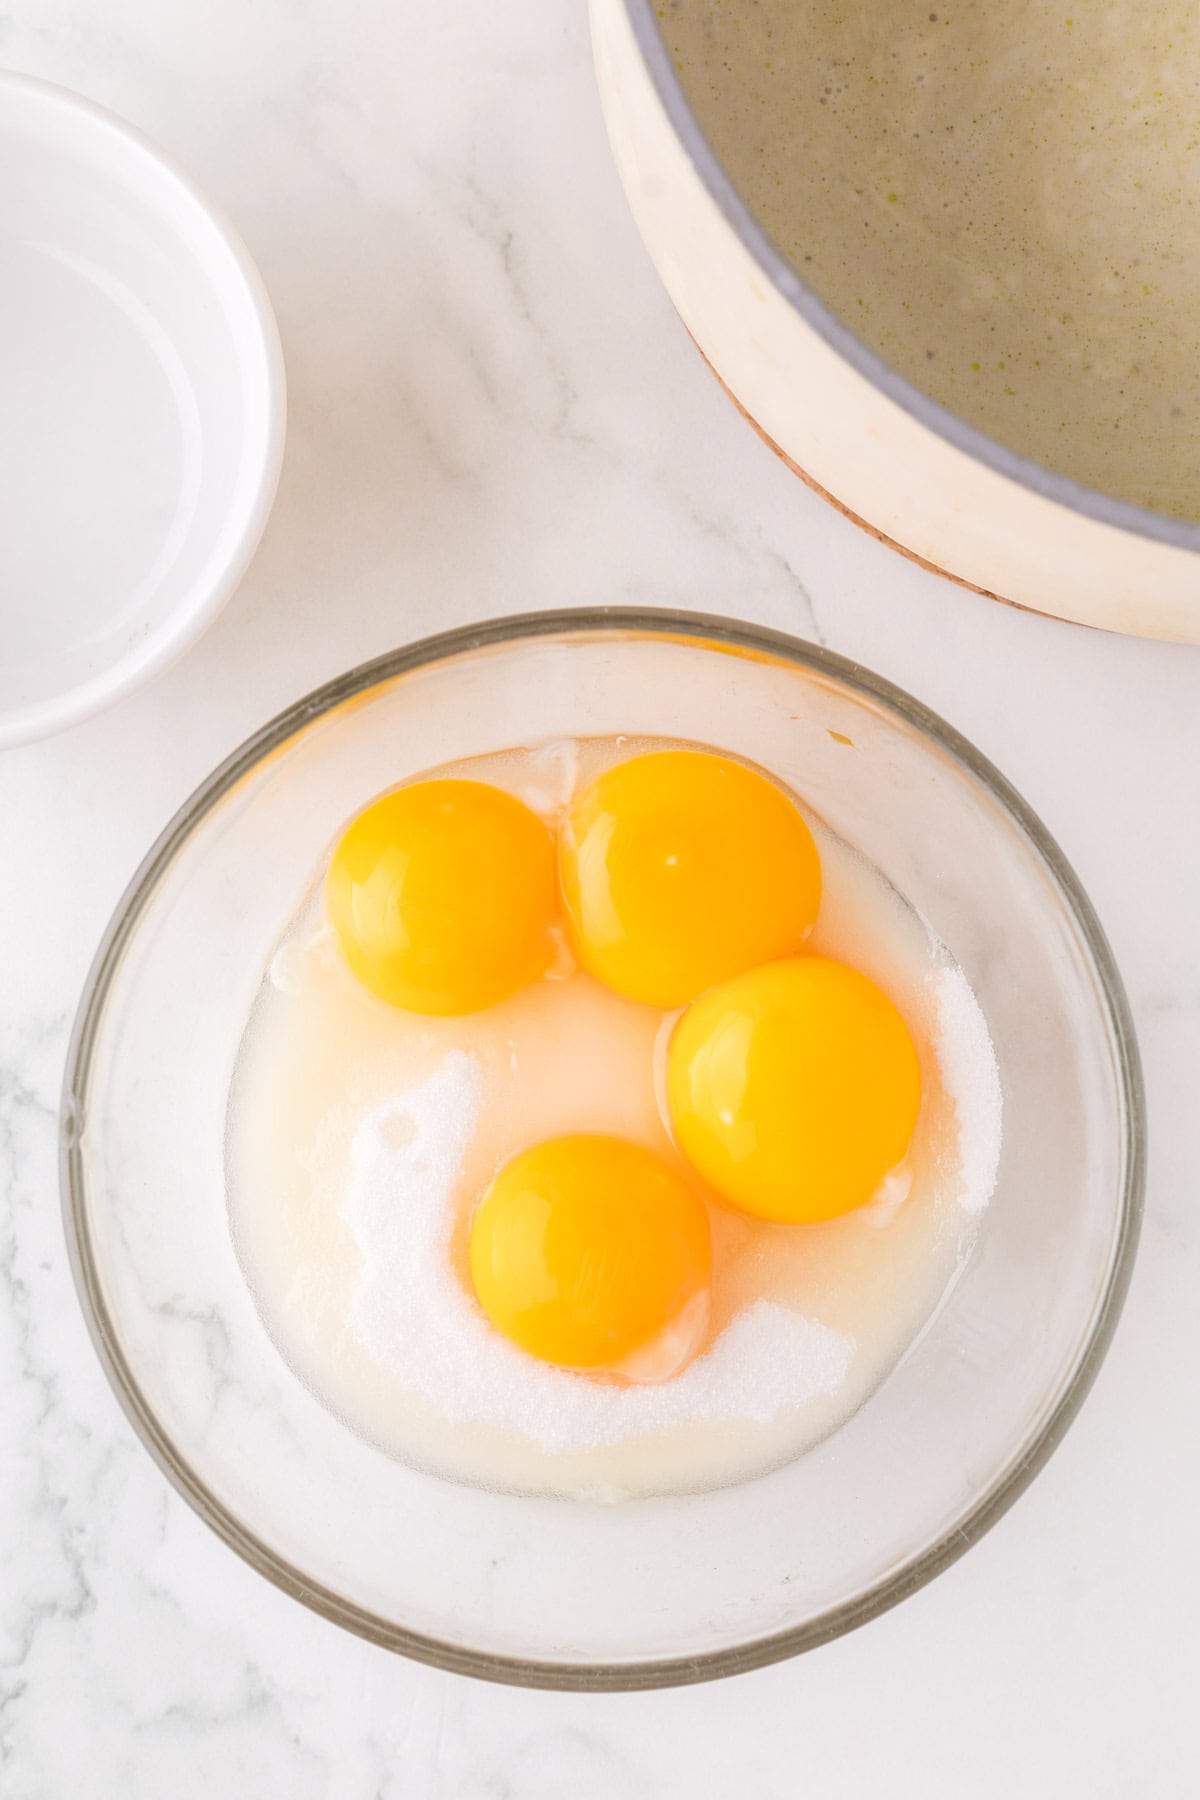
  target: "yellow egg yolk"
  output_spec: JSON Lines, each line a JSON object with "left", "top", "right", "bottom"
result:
{"left": 326, "top": 779, "right": 557, "bottom": 1015}
{"left": 667, "top": 955, "right": 921, "bottom": 1224}
{"left": 469, "top": 1134, "right": 713, "bottom": 1371}
{"left": 558, "top": 749, "right": 822, "bottom": 1009}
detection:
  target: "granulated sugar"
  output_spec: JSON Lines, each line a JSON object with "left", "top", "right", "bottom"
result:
{"left": 930, "top": 962, "right": 1003, "bottom": 1215}
{"left": 343, "top": 1055, "right": 854, "bottom": 1455}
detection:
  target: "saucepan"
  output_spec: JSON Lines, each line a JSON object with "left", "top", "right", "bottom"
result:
{"left": 592, "top": 0, "right": 1200, "bottom": 640}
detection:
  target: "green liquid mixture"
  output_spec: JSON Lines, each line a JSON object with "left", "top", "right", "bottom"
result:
{"left": 667, "top": 1, "right": 1200, "bottom": 518}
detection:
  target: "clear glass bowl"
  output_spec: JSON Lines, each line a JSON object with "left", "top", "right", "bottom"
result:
{"left": 62, "top": 612, "right": 1143, "bottom": 1689}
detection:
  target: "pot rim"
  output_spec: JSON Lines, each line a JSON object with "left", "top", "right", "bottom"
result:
{"left": 621, "top": 0, "right": 1200, "bottom": 556}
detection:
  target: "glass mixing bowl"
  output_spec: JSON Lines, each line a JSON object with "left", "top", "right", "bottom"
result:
{"left": 62, "top": 612, "right": 1143, "bottom": 1689}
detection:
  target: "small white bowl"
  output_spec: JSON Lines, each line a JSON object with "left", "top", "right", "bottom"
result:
{"left": 0, "top": 73, "right": 285, "bottom": 748}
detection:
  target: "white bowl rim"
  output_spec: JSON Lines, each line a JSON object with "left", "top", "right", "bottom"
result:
{"left": 0, "top": 70, "right": 286, "bottom": 750}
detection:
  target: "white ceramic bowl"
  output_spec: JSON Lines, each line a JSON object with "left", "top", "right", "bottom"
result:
{"left": 0, "top": 73, "right": 285, "bottom": 747}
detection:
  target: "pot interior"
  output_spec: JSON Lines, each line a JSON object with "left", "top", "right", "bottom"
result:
{"left": 662, "top": 1, "right": 1200, "bottom": 523}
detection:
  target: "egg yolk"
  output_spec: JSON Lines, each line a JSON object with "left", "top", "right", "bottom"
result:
{"left": 326, "top": 779, "right": 557, "bottom": 1015}
{"left": 667, "top": 955, "right": 921, "bottom": 1224}
{"left": 558, "top": 750, "right": 822, "bottom": 1009}
{"left": 469, "top": 1134, "right": 713, "bottom": 1371}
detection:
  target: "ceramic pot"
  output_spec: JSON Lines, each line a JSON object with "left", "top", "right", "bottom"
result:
{"left": 591, "top": 0, "right": 1200, "bottom": 640}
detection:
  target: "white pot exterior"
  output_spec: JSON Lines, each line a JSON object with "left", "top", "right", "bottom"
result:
{"left": 592, "top": 0, "right": 1200, "bottom": 641}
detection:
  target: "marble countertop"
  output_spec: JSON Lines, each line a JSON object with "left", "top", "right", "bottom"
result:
{"left": 2, "top": 2, "right": 1197, "bottom": 1793}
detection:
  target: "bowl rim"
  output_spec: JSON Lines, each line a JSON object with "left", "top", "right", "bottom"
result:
{"left": 0, "top": 70, "right": 286, "bottom": 750}
{"left": 61, "top": 608, "right": 1145, "bottom": 1690}
{"left": 616, "top": 0, "right": 1200, "bottom": 557}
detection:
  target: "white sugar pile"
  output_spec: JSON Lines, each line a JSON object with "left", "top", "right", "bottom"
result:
{"left": 342, "top": 1053, "right": 855, "bottom": 1455}
{"left": 339, "top": 954, "right": 1001, "bottom": 1457}
{"left": 930, "top": 961, "right": 1003, "bottom": 1214}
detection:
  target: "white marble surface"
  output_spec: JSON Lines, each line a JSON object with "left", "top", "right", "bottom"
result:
{"left": 1, "top": 1, "right": 1198, "bottom": 1792}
